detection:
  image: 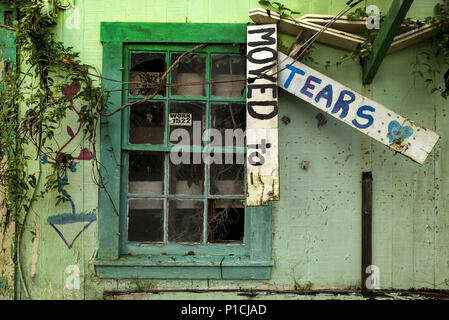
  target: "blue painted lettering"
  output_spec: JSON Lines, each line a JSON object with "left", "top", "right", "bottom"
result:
{"left": 283, "top": 64, "right": 305, "bottom": 89}
{"left": 352, "top": 105, "right": 375, "bottom": 129}
{"left": 332, "top": 90, "right": 355, "bottom": 119}
{"left": 315, "top": 84, "right": 333, "bottom": 108}
{"left": 300, "top": 75, "right": 322, "bottom": 98}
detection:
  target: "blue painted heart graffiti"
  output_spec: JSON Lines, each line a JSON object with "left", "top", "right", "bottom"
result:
{"left": 388, "top": 120, "right": 414, "bottom": 143}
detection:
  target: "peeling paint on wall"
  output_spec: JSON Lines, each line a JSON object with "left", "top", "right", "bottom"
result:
{"left": 65, "top": 264, "right": 81, "bottom": 291}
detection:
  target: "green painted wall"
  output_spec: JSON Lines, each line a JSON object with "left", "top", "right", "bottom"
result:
{"left": 11, "top": 0, "right": 449, "bottom": 299}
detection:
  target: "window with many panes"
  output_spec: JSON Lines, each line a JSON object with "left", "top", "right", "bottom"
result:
{"left": 121, "top": 44, "right": 248, "bottom": 254}
{"left": 96, "top": 23, "right": 273, "bottom": 279}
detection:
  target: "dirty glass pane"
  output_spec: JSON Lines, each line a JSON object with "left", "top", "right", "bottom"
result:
{"left": 4, "top": 11, "right": 13, "bottom": 27}
{"left": 171, "top": 53, "right": 206, "bottom": 96}
{"left": 129, "top": 52, "right": 166, "bottom": 96}
{"left": 211, "top": 55, "right": 245, "bottom": 98}
{"left": 211, "top": 103, "right": 246, "bottom": 146}
{"left": 128, "top": 198, "right": 164, "bottom": 242}
{"left": 210, "top": 161, "right": 244, "bottom": 195}
{"left": 129, "top": 101, "right": 165, "bottom": 145}
{"left": 169, "top": 102, "right": 205, "bottom": 146}
{"left": 168, "top": 199, "right": 204, "bottom": 243}
{"left": 208, "top": 199, "right": 244, "bottom": 243}
{"left": 4, "top": 61, "right": 12, "bottom": 76}
{"left": 128, "top": 152, "right": 164, "bottom": 195}
{"left": 169, "top": 153, "right": 204, "bottom": 195}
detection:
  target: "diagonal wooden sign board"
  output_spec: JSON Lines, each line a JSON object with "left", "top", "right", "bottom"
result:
{"left": 277, "top": 51, "right": 440, "bottom": 165}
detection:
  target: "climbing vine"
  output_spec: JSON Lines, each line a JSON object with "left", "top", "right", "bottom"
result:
{"left": 0, "top": 0, "right": 110, "bottom": 299}
{"left": 258, "top": 0, "right": 301, "bottom": 19}
{"left": 0, "top": 0, "right": 106, "bottom": 246}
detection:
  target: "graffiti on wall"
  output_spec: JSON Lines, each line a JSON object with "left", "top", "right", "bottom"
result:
{"left": 45, "top": 82, "right": 97, "bottom": 249}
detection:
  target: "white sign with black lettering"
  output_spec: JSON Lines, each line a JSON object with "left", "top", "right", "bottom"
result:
{"left": 169, "top": 113, "right": 192, "bottom": 126}
{"left": 246, "top": 24, "right": 279, "bottom": 206}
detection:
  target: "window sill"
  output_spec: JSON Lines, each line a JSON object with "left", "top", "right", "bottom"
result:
{"left": 94, "top": 255, "right": 273, "bottom": 280}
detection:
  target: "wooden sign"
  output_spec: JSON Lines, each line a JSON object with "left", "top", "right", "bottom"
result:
{"left": 277, "top": 51, "right": 440, "bottom": 164}
{"left": 246, "top": 24, "right": 280, "bottom": 206}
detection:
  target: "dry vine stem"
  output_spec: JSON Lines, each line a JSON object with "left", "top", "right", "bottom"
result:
{"left": 101, "top": 43, "right": 206, "bottom": 117}
{"left": 0, "top": 24, "right": 15, "bottom": 31}
{"left": 96, "top": 33, "right": 319, "bottom": 117}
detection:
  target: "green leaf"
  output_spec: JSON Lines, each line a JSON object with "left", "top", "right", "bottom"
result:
{"left": 258, "top": 0, "right": 271, "bottom": 6}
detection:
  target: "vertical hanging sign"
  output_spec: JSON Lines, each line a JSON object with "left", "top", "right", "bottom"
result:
{"left": 246, "top": 24, "right": 279, "bottom": 206}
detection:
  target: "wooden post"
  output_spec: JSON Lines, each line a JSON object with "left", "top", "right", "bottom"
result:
{"left": 362, "top": 0, "right": 414, "bottom": 84}
{"left": 361, "top": 172, "right": 373, "bottom": 292}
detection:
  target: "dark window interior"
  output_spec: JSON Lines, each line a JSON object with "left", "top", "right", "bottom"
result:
{"left": 4, "top": 11, "right": 13, "bottom": 27}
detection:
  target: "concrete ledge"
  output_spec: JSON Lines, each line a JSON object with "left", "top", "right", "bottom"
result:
{"left": 103, "top": 289, "right": 449, "bottom": 300}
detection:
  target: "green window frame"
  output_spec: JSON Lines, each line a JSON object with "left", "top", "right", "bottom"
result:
{"left": 122, "top": 43, "right": 247, "bottom": 253}
{"left": 95, "top": 23, "right": 273, "bottom": 280}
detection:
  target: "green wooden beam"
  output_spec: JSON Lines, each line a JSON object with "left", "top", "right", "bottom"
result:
{"left": 100, "top": 22, "right": 248, "bottom": 43}
{"left": 362, "top": 0, "right": 414, "bottom": 84}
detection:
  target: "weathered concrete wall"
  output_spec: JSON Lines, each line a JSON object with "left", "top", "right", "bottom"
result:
{"left": 12, "top": 0, "right": 449, "bottom": 300}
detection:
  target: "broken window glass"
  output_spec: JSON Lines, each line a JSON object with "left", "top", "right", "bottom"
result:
{"left": 169, "top": 153, "right": 204, "bottom": 195}
{"left": 128, "top": 152, "right": 164, "bottom": 195}
{"left": 210, "top": 161, "right": 244, "bottom": 195}
{"left": 212, "top": 103, "right": 246, "bottom": 130}
{"left": 129, "top": 101, "right": 165, "bottom": 145}
{"left": 168, "top": 199, "right": 204, "bottom": 243}
{"left": 208, "top": 199, "right": 244, "bottom": 243}
{"left": 211, "top": 55, "right": 245, "bottom": 98}
{"left": 171, "top": 53, "right": 206, "bottom": 96}
{"left": 128, "top": 198, "right": 164, "bottom": 242}
{"left": 129, "top": 52, "right": 166, "bottom": 96}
